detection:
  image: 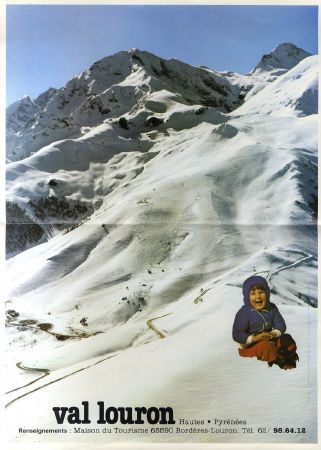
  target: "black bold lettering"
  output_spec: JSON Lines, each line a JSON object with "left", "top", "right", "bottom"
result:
{"left": 118, "top": 407, "right": 134, "bottom": 424}
{"left": 105, "top": 407, "right": 118, "bottom": 424}
{"left": 52, "top": 407, "right": 68, "bottom": 424}
{"left": 97, "top": 402, "right": 106, "bottom": 424}
{"left": 159, "top": 407, "right": 175, "bottom": 424}
{"left": 67, "top": 407, "right": 81, "bottom": 424}
{"left": 135, "top": 407, "right": 147, "bottom": 424}
{"left": 147, "top": 407, "right": 159, "bottom": 424}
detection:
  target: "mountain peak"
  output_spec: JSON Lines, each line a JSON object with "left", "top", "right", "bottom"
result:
{"left": 6, "top": 94, "right": 40, "bottom": 123}
{"left": 34, "top": 87, "right": 57, "bottom": 108}
{"left": 253, "top": 42, "right": 311, "bottom": 73}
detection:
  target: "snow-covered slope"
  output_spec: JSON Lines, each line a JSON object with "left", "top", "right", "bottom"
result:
{"left": 235, "top": 55, "right": 318, "bottom": 116}
{"left": 5, "top": 43, "right": 318, "bottom": 446}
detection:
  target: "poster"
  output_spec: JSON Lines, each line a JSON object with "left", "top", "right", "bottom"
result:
{"left": 3, "top": 1, "right": 319, "bottom": 449}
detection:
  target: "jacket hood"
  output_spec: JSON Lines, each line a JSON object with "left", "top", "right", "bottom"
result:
{"left": 242, "top": 275, "right": 270, "bottom": 306}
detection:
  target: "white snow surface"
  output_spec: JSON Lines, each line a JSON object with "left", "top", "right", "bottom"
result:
{"left": 5, "top": 44, "right": 318, "bottom": 446}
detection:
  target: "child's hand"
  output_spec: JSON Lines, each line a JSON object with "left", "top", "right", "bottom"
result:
{"left": 269, "top": 331, "right": 279, "bottom": 339}
{"left": 252, "top": 332, "right": 273, "bottom": 342}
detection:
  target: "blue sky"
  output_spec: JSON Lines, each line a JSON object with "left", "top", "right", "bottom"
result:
{"left": 6, "top": 5, "right": 318, "bottom": 106}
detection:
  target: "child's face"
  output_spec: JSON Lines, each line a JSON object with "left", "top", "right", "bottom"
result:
{"left": 249, "top": 284, "right": 267, "bottom": 310}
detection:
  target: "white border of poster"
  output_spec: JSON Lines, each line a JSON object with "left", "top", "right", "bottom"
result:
{"left": 1, "top": 1, "right": 320, "bottom": 449}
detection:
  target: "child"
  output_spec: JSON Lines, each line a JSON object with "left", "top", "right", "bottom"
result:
{"left": 232, "top": 275, "right": 297, "bottom": 369}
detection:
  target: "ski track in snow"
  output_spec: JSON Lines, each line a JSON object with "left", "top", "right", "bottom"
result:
{"left": 5, "top": 362, "right": 50, "bottom": 395}
{"left": 267, "top": 254, "right": 315, "bottom": 284}
{"left": 146, "top": 313, "right": 173, "bottom": 339}
{"left": 5, "top": 355, "right": 118, "bottom": 408}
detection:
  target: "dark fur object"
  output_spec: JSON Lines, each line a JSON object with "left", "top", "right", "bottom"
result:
{"left": 269, "top": 334, "right": 299, "bottom": 370}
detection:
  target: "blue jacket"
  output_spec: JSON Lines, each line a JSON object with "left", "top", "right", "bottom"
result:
{"left": 232, "top": 275, "right": 286, "bottom": 345}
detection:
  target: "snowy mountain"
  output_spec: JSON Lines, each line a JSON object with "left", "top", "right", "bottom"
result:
{"left": 5, "top": 43, "right": 318, "bottom": 445}
{"left": 6, "top": 96, "right": 40, "bottom": 136}
{"left": 252, "top": 42, "right": 311, "bottom": 73}
{"left": 6, "top": 49, "right": 241, "bottom": 163}
{"left": 222, "top": 42, "right": 313, "bottom": 102}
